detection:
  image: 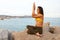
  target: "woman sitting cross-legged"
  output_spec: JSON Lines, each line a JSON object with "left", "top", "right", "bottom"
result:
{"left": 27, "top": 2, "right": 44, "bottom": 37}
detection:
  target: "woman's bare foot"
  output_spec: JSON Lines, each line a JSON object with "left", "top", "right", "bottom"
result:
{"left": 35, "top": 33, "right": 40, "bottom": 38}
{"left": 36, "top": 33, "right": 43, "bottom": 37}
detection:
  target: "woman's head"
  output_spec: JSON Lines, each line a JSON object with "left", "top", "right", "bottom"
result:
{"left": 37, "top": 6, "right": 44, "bottom": 15}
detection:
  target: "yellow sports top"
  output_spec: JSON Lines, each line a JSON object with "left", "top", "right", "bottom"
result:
{"left": 35, "top": 18, "right": 43, "bottom": 22}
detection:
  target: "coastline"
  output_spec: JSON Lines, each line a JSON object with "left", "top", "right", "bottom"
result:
{"left": 0, "top": 22, "right": 60, "bottom": 40}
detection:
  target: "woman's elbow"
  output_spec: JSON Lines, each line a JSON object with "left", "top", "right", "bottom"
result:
{"left": 32, "top": 15, "right": 35, "bottom": 18}
{"left": 32, "top": 15, "right": 34, "bottom": 18}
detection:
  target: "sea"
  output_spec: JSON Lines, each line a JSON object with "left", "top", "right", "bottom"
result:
{"left": 0, "top": 17, "right": 60, "bottom": 32}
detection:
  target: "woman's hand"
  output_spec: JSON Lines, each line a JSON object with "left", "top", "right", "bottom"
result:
{"left": 32, "top": 2, "right": 36, "bottom": 18}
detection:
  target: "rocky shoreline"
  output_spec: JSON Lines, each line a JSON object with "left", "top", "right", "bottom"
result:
{"left": 0, "top": 22, "right": 60, "bottom": 40}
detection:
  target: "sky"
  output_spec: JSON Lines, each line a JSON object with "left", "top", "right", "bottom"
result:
{"left": 0, "top": 0, "right": 60, "bottom": 18}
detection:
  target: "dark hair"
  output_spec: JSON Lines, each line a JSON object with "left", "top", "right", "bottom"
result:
{"left": 38, "top": 6, "right": 44, "bottom": 15}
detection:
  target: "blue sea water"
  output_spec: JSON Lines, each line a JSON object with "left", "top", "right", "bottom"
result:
{"left": 0, "top": 18, "right": 60, "bottom": 32}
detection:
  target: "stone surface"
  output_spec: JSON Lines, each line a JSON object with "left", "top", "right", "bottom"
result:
{"left": 0, "top": 22, "right": 60, "bottom": 40}
{"left": 0, "top": 29, "right": 12, "bottom": 40}
{"left": 12, "top": 23, "right": 60, "bottom": 40}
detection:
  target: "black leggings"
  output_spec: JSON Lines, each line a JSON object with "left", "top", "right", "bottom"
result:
{"left": 27, "top": 25, "right": 43, "bottom": 35}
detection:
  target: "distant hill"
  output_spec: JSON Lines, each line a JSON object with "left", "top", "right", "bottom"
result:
{"left": 0, "top": 15, "right": 32, "bottom": 20}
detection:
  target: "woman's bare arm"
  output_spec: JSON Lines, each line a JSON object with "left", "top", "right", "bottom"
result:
{"left": 32, "top": 2, "right": 37, "bottom": 18}
{"left": 32, "top": 2, "right": 43, "bottom": 18}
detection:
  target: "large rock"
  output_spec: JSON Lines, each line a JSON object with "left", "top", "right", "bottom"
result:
{"left": 12, "top": 29, "right": 60, "bottom": 40}
{"left": 12, "top": 29, "right": 42, "bottom": 40}
{"left": 54, "top": 26, "right": 60, "bottom": 34}
{"left": 12, "top": 22, "right": 60, "bottom": 40}
{"left": 0, "top": 29, "right": 12, "bottom": 40}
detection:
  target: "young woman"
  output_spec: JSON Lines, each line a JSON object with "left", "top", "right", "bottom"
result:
{"left": 27, "top": 2, "right": 44, "bottom": 37}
